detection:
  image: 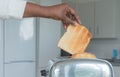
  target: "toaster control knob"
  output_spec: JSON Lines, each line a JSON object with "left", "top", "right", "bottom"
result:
{"left": 40, "top": 70, "right": 47, "bottom": 76}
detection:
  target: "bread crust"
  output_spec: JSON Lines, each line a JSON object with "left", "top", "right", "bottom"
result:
{"left": 71, "top": 52, "right": 96, "bottom": 59}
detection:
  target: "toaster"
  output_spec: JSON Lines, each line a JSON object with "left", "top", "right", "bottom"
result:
{"left": 41, "top": 57, "right": 114, "bottom": 77}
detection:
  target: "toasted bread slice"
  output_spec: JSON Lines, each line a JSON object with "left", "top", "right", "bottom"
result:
{"left": 58, "top": 24, "right": 92, "bottom": 54}
{"left": 71, "top": 52, "right": 96, "bottom": 59}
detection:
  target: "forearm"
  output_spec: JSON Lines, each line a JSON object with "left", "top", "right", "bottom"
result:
{"left": 23, "top": 2, "right": 53, "bottom": 18}
{"left": 23, "top": 2, "right": 80, "bottom": 27}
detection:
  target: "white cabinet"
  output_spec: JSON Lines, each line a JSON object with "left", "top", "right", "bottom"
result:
{"left": 5, "top": 62, "right": 35, "bottom": 77}
{"left": 113, "top": 66, "right": 120, "bottom": 77}
{"left": 94, "top": 0, "right": 116, "bottom": 38}
{"left": 0, "top": 18, "right": 36, "bottom": 77}
{"left": 0, "top": 20, "right": 3, "bottom": 77}
{"left": 4, "top": 18, "right": 36, "bottom": 77}
{"left": 77, "top": 0, "right": 117, "bottom": 38}
{"left": 4, "top": 18, "right": 36, "bottom": 62}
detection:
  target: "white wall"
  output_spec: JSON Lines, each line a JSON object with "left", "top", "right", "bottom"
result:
{"left": 87, "top": 39, "right": 120, "bottom": 59}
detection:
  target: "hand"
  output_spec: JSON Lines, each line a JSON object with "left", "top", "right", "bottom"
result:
{"left": 48, "top": 3, "right": 81, "bottom": 29}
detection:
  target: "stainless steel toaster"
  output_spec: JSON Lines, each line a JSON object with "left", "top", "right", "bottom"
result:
{"left": 41, "top": 57, "right": 114, "bottom": 77}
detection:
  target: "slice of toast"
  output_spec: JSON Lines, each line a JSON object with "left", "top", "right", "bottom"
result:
{"left": 58, "top": 24, "right": 92, "bottom": 54}
{"left": 71, "top": 52, "right": 96, "bottom": 59}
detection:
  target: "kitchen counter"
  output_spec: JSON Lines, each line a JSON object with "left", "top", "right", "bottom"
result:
{"left": 103, "top": 59, "right": 120, "bottom": 66}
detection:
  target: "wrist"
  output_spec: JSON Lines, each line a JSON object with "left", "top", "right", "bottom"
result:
{"left": 45, "top": 6, "right": 61, "bottom": 20}
{"left": 40, "top": 6, "right": 53, "bottom": 18}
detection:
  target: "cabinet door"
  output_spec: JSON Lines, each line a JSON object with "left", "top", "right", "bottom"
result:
{"left": 4, "top": 18, "right": 36, "bottom": 62}
{"left": 94, "top": 0, "right": 116, "bottom": 38}
{"left": 76, "top": 0, "right": 95, "bottom": 36}
{"left": 0, "top": 20, "right": 3, "bottom": 77}
{"left": 5, "top": 62, "right": 35, "bottom": 77}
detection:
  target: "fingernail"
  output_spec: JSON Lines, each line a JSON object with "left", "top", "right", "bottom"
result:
{"left": 74, "top": 21, "right": 78, "bottom": 26}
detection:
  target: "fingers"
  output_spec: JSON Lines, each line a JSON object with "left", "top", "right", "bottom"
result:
{"left": 62, "top": 9, "right": 79, "bottom": 29}
{"left": 50, "top": 3, "right": 81, "bottom": 28}
{"left": 63, "top": 13, "right": 79, "bottom": 27}
{"left": 74, "top": 14, "right": 81, "bottom": 24}
{"left": 62, "top": 18, "right": 70, "bottom": 29}
{"left": 62, "top": 4, "right": 81, "bottom": 27}
{"left": 68, "top": 8, "right": 81, "bottom": 24}
{"left": 63, "top": 23, "right": 67, "bottom": 29}
{"left": 65, "top": 15, "right": 75, "bottom": 24}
